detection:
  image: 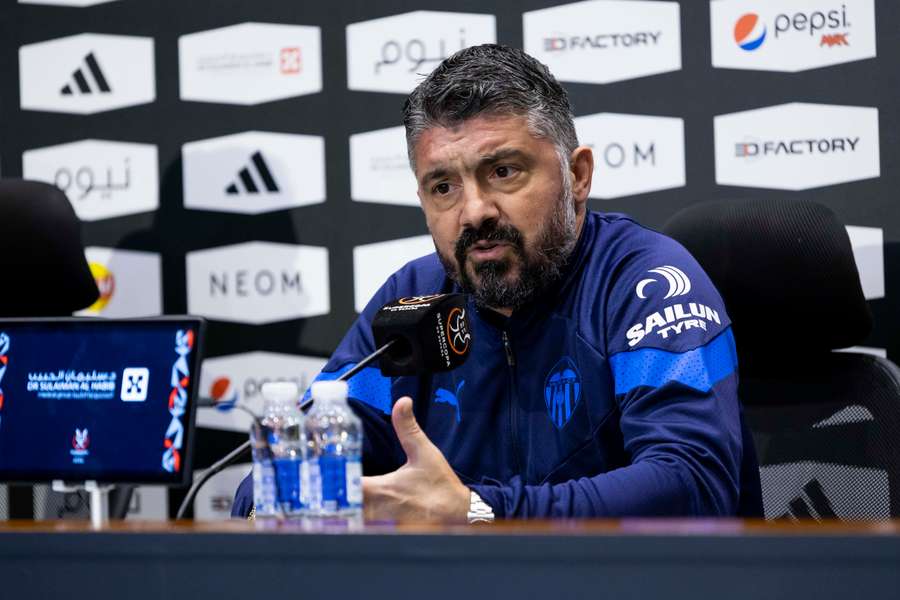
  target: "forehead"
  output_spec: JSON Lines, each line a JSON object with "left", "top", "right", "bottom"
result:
{"left": 413, "top": 114, "right": 552, "bottom": 175}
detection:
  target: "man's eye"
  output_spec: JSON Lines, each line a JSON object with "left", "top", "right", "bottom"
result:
{"left": 495, "top": 165, "right": 516, "bottom": 178}
{"left": 433, "top": 182, "right": 451, "bottom": 195}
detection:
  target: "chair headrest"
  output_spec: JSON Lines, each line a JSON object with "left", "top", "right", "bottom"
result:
{"left": 663, "top": 199, "right": 871, "bottom": 370}
{"left": 0, "top": 179, "right": 99, "bottom": 316}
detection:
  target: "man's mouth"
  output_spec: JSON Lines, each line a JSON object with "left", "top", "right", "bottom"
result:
{"left": 467, "top": 240, "right": 511, "bottom": 262}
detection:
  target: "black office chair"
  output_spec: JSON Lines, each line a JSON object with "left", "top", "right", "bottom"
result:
{"left": 0, "top": 179, "right": 99, "bottom": 316}
{"left": 0, "top": 179, "right": 131, "bottom": 520}
{"left": 664, "top": 198, "right": 900, "bottom": 520}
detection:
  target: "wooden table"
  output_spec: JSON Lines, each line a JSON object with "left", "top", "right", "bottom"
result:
{"left": 1, "top": 519, "right": 899, "bottom": 599}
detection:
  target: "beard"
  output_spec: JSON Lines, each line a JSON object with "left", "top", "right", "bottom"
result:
{"left": 436, "top": 177, "right": 578, "bottom": 311}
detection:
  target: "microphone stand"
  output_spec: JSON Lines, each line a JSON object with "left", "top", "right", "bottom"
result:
{"left": 175, "top": 405, "right": 260, "bottom": 521}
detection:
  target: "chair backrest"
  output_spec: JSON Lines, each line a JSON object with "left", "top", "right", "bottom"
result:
{"left": 664, "top": 198, "right": 900, "bottom": 520}
{"left": 0, "top": 179, "right": 98, "bottom": 316}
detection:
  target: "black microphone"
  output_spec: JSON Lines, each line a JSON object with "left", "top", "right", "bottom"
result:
{"left": 371, "top": 293, "right": 472, "bottom": 376}
{"left": 176, "top": 294, "right": 472, "bottom": 520}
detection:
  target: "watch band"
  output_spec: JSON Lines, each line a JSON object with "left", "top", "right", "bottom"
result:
{"left": 467, "top": 490, "right": 495, "bottom": 523}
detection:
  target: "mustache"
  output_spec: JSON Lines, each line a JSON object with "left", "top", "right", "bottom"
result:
{"left": 454, "top": 220, "right": 524, "bottom": 263}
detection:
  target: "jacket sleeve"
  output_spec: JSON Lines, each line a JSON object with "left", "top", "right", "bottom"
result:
{"left": 470, "top": 236, "right": 743, "bottom": 518}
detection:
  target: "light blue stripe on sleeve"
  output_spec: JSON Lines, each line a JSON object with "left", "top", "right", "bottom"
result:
{"left": 609, "top": 328, "right": 737, "bottom": 395}
{"left": 301, "top": 363, "right": 392, "bottom": 415}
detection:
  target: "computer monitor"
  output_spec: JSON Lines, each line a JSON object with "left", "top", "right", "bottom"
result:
{"left": 0, "top": 317, "right": 204, "bottom": 486}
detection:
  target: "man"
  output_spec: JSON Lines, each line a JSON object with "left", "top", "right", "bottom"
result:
{"left": 233, "top": 44, "right": 762, "bottom": 521}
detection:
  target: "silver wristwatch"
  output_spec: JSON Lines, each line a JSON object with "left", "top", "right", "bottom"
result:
{"left": 467, "top": 490, "right": 495, "bottom": 523}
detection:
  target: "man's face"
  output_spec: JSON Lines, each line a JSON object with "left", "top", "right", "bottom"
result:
{"left": 413, "top": 114, "right": 582, "bottom": 312}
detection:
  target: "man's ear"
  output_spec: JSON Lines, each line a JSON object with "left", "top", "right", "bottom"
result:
{"left": 569, "top": 146, "right": 594, "bottom": 208}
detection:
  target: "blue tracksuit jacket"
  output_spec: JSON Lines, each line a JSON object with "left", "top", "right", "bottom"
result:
{"left": 233, "top": 211, "right": 763, "bottom": 518}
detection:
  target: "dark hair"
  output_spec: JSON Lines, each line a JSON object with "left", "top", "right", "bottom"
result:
{"left": 402, "top": 44, "right": 578, "bottom": 169}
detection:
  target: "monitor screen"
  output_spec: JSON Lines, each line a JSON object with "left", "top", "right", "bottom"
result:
{"left": 0, "top": 317, "right": 204, "bottom": 485}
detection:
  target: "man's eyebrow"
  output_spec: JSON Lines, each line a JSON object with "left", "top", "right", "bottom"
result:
{"left": 419, "top": 167, "right": 450, "bottom": 186}
{"left": 418, "top": 149, "right": 530, "bottom": 186}
{"left": 479, "top": 148, "right": 529, "bottom": 164}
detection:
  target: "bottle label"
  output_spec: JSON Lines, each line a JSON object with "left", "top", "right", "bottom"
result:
{"left": 345, "top": 460, "right": 362, "bottom": 506}
{"left": 252, "top": 460, "right": 276, "bottom": 515}
{"left": 320, "top": 455, "right": 349, "bottom": 509}
{"left": 273, "top": 457, "right": 302, "bottom": 512}
{"left": 300, "top": 460, "right": 315, "bottom": 508}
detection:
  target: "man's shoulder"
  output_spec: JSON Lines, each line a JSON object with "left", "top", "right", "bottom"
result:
{"left": 577, "top": 212, "right": 730, "bottom": 354}
{"left": 580, "top": 211, "right": 701, "bottom": 290}
{"left": 588, "top": 211, "right": 686, "bottom": 260}
{"left": 389, "top": 252, "right": 449, "bottom": 294}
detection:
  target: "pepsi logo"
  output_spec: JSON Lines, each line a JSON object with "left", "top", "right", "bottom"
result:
{"left": 209, "top": 376, "right": 237, "bottom": 409}
{"left": 734, "top": 13, "right": 767, "bottom": 51}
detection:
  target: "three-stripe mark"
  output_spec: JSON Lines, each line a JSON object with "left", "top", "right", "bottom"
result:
{"left": 60, "top": 52, "right": 111, "bottom": 96}
{"left": 776, "top": 479, "right": 838, "bottom": 521}
{"left": 225, "top": 151, "right": 280, "bottom": 195}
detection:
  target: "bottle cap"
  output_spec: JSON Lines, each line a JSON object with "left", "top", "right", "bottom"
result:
{"left": 311, "top": 380, "right": 348, "bottom": 403}
{"left": 260, "top": 381, "right": 300, "bottom": 405}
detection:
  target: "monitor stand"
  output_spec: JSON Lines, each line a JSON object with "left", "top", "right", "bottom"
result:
{"left": 52, "top": 480, "right": 113, "bottom": 528}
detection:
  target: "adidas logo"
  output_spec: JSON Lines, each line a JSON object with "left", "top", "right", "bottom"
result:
{"left": 60, "top": 52, "right": 111, "bottom": 96}
{"left": 225, "top": 151, "right": 280, "bottom": 195}
{"left": 775, "top": 479, "right": 837, "bottom": 521}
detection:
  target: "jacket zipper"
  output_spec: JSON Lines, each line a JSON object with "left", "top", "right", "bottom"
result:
{"left": 502, "top": 330, "right": 522, "bottom": 475}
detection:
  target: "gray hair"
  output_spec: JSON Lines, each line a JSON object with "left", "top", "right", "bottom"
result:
{"left": 402, "top": 44, "right": 578, "bottom": 171}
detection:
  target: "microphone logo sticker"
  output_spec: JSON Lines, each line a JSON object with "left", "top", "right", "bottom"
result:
{"left": 446, "top": 307, "right": 471, "bottom": 355}
{"left": 398, "top": 294, "right": 444, "bottom": 305}
{"left": 635, "top": 265, "right": 691, "bottom": 299}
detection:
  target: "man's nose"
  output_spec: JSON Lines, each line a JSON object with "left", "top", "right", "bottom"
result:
{"left": 459, "top": 183, "right": 500, "bottom": 232}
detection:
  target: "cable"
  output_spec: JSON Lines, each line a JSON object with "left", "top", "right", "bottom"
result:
{"left": 176, "top": 440, "right": 251, "bottom": 520}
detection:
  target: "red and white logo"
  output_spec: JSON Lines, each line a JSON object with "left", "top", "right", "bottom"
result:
{"left": 72, "top": 428, "right": 90, "bottom": 451}
{"left": 280, "top": 47, "right": 301, "bottom": 74}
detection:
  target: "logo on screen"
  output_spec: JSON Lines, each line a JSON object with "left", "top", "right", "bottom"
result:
{"left": 162, "top": 329, "right": 193, "bottom": 473}
{"left": 0, "top": 333, "right": 8, "bottom": 412}
{"left": 121, "top": 367, "right": 150, "bottom": 402}
{"left": 71, "top": 427, "right": 90, "bottom": 463}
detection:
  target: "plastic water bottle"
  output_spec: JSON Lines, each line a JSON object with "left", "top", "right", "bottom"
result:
{"left": 263, "top": 381, "right": 305, "bottom": 516}
{"left": 303, "top": 380, "right": 363, "bottom": 517}
{"left": 250, "top": 394, "right": 278, "bottom": 518}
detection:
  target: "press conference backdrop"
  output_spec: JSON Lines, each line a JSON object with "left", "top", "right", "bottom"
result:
{"left": 0, "top": 0, "right": 898, "bottom": 519}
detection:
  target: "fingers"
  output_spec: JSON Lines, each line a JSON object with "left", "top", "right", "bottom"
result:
{"left": 391, "top": 396, "right": 430, "bottom": 464}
